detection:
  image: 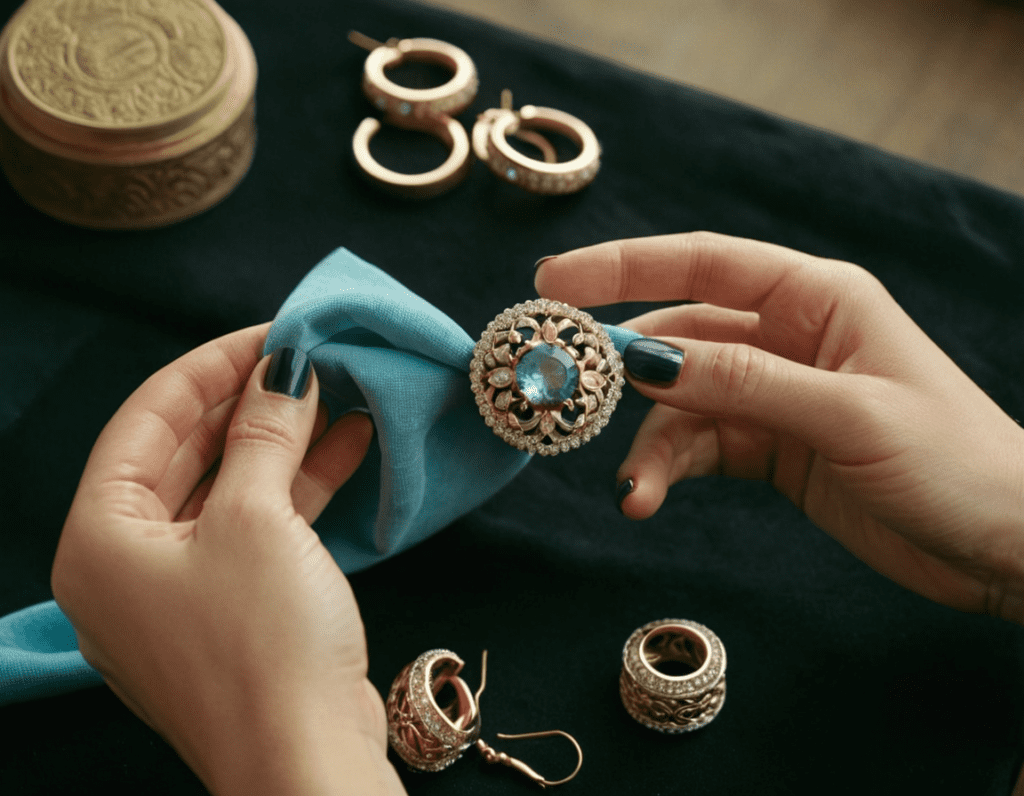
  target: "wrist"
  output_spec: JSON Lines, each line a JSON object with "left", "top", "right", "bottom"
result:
{"left": 982, "top": 427, "right": 1024, "bottom": 624}
{"left": 188, "top": 679, "right": 405, "bottom": 796}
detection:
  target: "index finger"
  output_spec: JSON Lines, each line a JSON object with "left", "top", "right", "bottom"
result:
{"left": 534, "top": 231, "right": 825, "bottom": 312}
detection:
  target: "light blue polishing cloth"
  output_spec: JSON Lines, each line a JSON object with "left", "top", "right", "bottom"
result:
{"left": 0, "top": 248, "right": 640, "bottom": 705}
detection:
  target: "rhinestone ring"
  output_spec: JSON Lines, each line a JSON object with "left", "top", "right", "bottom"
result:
{"left": 470, "top": 299, "right": 624, "bottom": 455}
{"left": 386, "top": 649, "right": 482, "bottom": 771}
{"left": 619, "top": 619, "right": 727, "bottom": 733}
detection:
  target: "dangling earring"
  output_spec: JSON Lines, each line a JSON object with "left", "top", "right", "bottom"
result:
{"left": 386, "top": 649, "right": 583, "bottom": 786}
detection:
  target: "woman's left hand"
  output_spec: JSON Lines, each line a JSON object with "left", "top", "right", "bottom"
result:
{"left": 52, "top": 324, "right": 406, "bottom": 796}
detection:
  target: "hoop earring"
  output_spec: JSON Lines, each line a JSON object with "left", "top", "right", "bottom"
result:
{"left": 472, "top": 89, "right": 601, "bottom": 194}
{"left": 348, "top": 31, "right": 478, "bottom": 198}
{"left": 351, "top": 114, "right": 472, "bottom": 199}
{"left": 386, "top": 649, "right": 583, "bottom": 786}
{"left": 349, "top": 31, "right": 479, "bottom": 120}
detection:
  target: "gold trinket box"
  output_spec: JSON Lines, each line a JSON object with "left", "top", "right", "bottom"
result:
{"left": 0, "top": 0, "right": 257, "bottom": 229}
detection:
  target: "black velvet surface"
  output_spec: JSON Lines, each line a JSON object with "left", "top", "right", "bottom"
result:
{"left": 2, "top": 0, "right": 1023, "bottom": 793}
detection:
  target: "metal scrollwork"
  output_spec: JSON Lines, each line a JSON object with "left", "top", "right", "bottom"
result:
{"left": 470, "top": 299, "right": 624, "bottom": 456}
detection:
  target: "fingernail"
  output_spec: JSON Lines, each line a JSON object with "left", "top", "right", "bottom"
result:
{"left": 616, "top": 478, "right": 634, "bottom": 514}
{"left": 534, "top": 255, "right": 557, "bottom": 271}
{"left": 623, "top": 338, "right": 685, "bottom": 386}
{"left": 264, "top": 347, "right": 312, "bottom": 399}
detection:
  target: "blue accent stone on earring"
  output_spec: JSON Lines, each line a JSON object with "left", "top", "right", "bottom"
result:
{"left": 516, "top": 344, "right": 579, "bottom": 407}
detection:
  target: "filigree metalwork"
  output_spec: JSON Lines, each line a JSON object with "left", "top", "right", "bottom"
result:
{"left": 619, "top": 618, "right": 727, "bottom": 733}
{"left": 470, "top": 299, "right": 623, "bottom": 456}
{"left": 619, "top": 668, "right": 726, "bottom": 733}
{"left": 385, "top": 650, "right": 481, "bottom": 772}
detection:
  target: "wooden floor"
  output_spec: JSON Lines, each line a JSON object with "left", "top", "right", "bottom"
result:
{"left": 423, "top": 0, "right": 1024, "bottom": 197}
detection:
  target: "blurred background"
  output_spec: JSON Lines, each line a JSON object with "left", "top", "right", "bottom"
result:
{"left": 423, "top": 0, "right": 1024, "bottom": 196}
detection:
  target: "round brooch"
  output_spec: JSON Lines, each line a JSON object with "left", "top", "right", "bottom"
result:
{"left": 470, "top": 299, "right": 624, "bottom": 455}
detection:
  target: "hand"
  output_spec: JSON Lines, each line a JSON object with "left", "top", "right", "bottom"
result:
{"left": 536, "top": 232, "right": 1024, "bottom": 622}
{"left": 51, "top": 324, "right": 406, "bottom": 796}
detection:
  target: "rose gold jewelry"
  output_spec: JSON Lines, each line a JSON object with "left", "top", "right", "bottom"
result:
{"left": 386, "top": 650, "right": 582, "bottom": 785}
{"left": 470, "top": 299, "right": 624, "bottom": 455}
{"left": 620, "top": 619, "right": 727, "bottom": 733}
{"left": 349, "top": 31, "right": 478, "bottom": 121}
{"left": 351, "top": 114, "right": 472, "bottom": 199}
{"left": 386, "top": 649, "right": 483, "bottom": 771}
{"left": 472, "top": 90, "right": 601, "bottom": 194}
{"left": 348, "top": 31, "right": 477, "bottom": 198}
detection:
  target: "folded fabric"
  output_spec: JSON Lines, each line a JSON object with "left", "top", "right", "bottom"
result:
{"left": 0, "top": 247, "right": 641, "bottom": 705}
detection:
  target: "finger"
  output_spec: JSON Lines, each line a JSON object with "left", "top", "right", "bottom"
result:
{"left": 205, "top": 347, "right": 320, "bottom": 525}
{"left": 161, "top": 396, "right": 238, "bottom": 519}
{"left": 623, "top": 303, "right": 761, "bottom": 346}
{"left": 292, "top": 411, "right": 375, "bottom": 524}
{"left": 535, "top": 231, "right": 834, "bottom": 311}
{"left": 616, "top": 404, "right": 720, "bottom": 520}
{"left": 623, "top": 336, "right": 881, "bottom": 462}
{"left": 175, "top": 399, "right": 339, "bottom": 523}
{"left": 77, "top": 324, "right": 271, "bottom": 522}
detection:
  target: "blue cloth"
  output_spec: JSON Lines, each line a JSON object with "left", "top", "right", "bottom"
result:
{"left": 0, "top": 248, "right": 640, "bottom": 705}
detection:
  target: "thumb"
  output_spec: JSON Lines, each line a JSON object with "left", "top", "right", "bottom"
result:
{"left": 207, "top": 347, "right": 319, "bottom": 514}
{"left": 622, "top": 337, "right": 867, "bottom": 455}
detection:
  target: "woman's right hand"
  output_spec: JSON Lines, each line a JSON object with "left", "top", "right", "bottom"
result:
{"left": 536, "top": 232, "right": 1024, "bottom": 622}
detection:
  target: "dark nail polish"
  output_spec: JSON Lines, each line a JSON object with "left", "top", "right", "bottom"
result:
{"left": 623, "top": 338, "right": 685, "bottom": 386}
{"left": 616, "top": 478, "right": 634, "bottom": 514}
{"left": 264, "top": 347, "right": 312, "bottom": 399}
{"left": 534, "top": 255, "right": 557, "bottom": 271}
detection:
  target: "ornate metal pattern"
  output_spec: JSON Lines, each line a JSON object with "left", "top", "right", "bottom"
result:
{"left": 0, "top": 0, "right": 256, "bottom": 228}
{"left": 9, "top": 0, "right": 226, "bottom": 126}
{"left": 0, "top": 98, "right": 255, "bottom": 228}
{"left": 470, "top": 299, "right": 624, "bottom": 456}
{"left": 386, "top": 649, "right": 481, "bottom": 772}
{"left": 619, "top": 618, "right": 727, "bottom": 733}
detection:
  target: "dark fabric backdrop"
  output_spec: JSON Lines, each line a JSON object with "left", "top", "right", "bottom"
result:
{"left": 1, "top": 0, "right": 1023, "bottom": 793}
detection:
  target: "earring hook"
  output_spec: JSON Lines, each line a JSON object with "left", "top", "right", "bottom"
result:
{"left": 348, "top": 30, "right": 399, "bottom": 51}
{"left": 476, "top": 729, "right": 583, "bottom": 788}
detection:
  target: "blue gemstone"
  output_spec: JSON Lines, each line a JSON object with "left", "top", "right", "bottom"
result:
{"left": 516, "top": 344, "right": 579, "bottom": 407}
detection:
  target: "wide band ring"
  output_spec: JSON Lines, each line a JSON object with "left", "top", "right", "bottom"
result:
{"left": 362, "top": 37, "right": 478, "bottom": 121}
{"left": 386, "top": 649, "right": 482, "bottom": 771}
{"left": 352, "top": 114, "right": 472, "bottom": 198}
{"left": 473, "top": 102, "right": 601, "bottom": 194}
{"left": 470, "top": 299, "right": 624, "bottom": 455}
{"left": 619, "top": 618, "right": 727, "bottom": 733}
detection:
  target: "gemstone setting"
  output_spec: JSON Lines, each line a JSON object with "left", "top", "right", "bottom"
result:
{"left": 516, "top": 343, "right": 579, "bottom": 406}
{"left": 469, "top": 299, "right": 623, "bottom": 456}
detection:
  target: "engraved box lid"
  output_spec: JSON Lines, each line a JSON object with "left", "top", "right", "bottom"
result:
{"left": 0, "top": 0, "right": 257, "bottom": 228}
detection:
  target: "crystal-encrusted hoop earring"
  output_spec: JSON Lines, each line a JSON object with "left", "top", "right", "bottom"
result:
{"left": 386, "top": 649, "right": 482, "bottom": 772}
{"left": 619, "top": 618, "right": 727, "bottom": 733}
{"left": 470, "top": 299, "right": 624, "bottom": 455}
{"left": 386, "top": 650, "right": 583, "bottom": 786}
{"left": 349, "top": 31, "right": 478, "bottom": 121}
{"left": 472, "top": 90, "right": 601, "bottom": 194}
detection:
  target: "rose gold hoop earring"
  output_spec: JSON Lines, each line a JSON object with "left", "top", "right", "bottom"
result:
{"left": 472, "top": 90, "right": 601, "bottom": 194}
{"left": 349, "top": 31, "right": 479, "bottom": 120}
{"left": 349, "top": 31, "right": 477, "bottom": 198}
{"left": 386, "top": 649, "right": 582, "bottom": 786}
{"left": 619, "top": 618, "right": 727, "bottom": 733}
{"left": 351, "top": 114, "right": 472, "bottom": 199}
